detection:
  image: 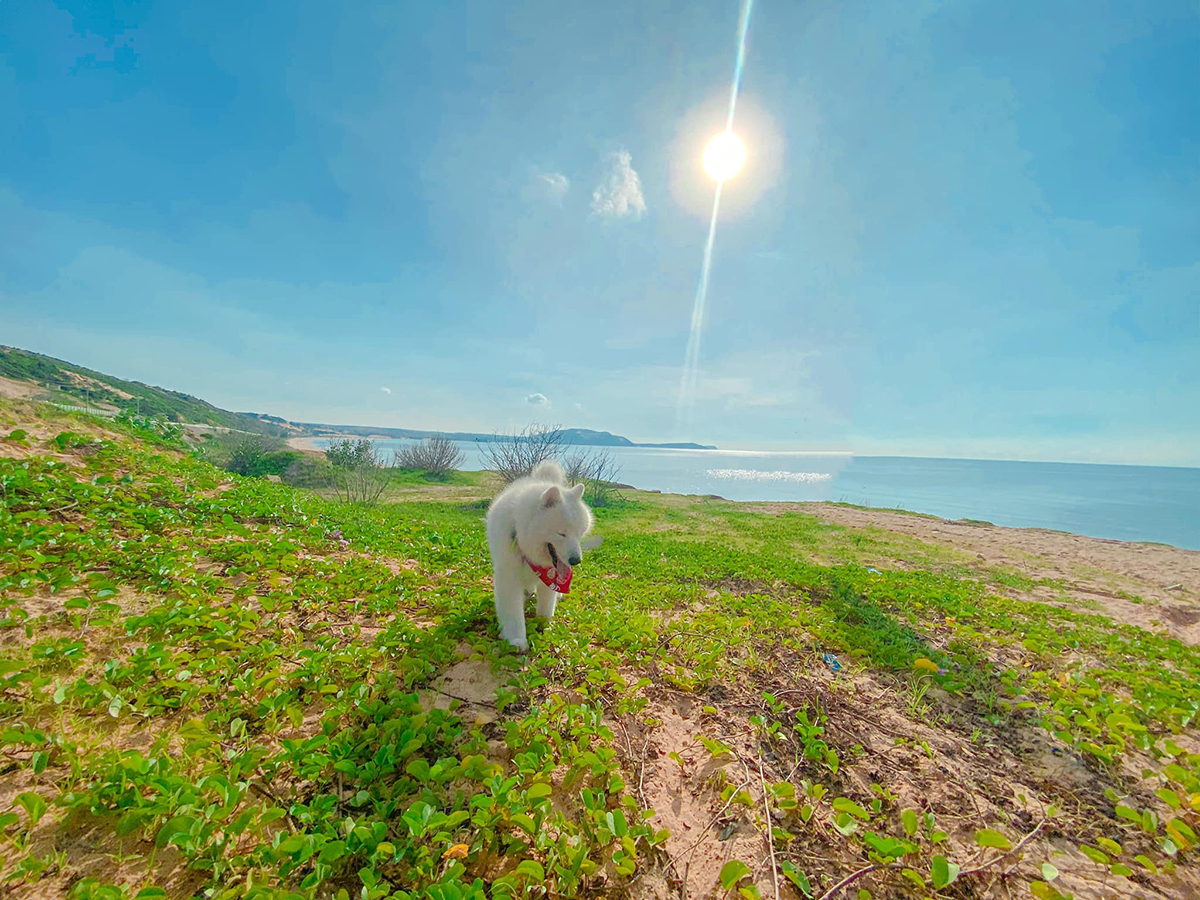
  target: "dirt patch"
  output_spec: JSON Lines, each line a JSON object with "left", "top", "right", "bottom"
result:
{"left": 637, "top": 698, "right": 774, "bottom": 900}
{"left": 421, "top": 644, "right": 502, "bottom": 724}
{"left": 620, "top": 651, "right": 1200, "bottom": 900}
{"left": 0, "top": 375, "right": 42, "bottom": 400}
{"left": 4, "top": 806, "right": 205, "bottom": 900}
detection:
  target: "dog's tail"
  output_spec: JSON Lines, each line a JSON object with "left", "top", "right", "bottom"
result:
{"left": 530, "top": 459, "right": 566, "bottom": 484}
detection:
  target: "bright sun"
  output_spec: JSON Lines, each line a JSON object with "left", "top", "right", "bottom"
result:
{"left": 702, "top": 131, "right": 747, "bottom": 182}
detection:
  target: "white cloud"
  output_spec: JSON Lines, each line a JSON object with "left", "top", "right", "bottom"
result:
{"left": 535, "top": 170, "right": 569, "bottom": 204}
{"left": 380, "top": 386, "right": 392, "bottom": 394}
{"left": 590, "top": 150, "right": 646, "bottom": 220}
{"left": 525, "top": 392, "right": 549, "bottom": 406}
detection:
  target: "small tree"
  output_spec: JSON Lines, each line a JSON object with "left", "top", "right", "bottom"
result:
{"left": 324, "top": 438, "right": 377, "bottom": 470}
{"left": 396, "top": 435, "right": 466, "bottom": 479}
{"left": 480, "top": 423, "right": 564, "bottom": 484}
{"left": 325, "top": 438, "right": 395, "bottom": 505}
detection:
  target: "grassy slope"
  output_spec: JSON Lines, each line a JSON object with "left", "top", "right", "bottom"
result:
{"left": 0, "top": 346, "right": 281, "bottom": 436}
{"left": 1, "top": 399, "right": 1198, "bottom": 900}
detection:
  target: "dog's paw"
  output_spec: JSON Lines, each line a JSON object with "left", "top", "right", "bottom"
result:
{"left": 507, "top": 637, "right": 529, "bottom": 652}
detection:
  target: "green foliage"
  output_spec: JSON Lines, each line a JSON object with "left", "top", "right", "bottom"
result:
{"left": 325, "top": 437, "right": 381, "bottom": 470}
{"left": 112, "top": 409, "right": 185, "bottom": 447}
{"left": 1, "top": 400, "right": 1198, "bottom": 898}
{"left": 195, "top": 431, "right": 298, "bottom": 477}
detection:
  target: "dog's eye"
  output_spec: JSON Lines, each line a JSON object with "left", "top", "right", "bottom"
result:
{"left": 557, "top": 533, "right": 567, "bottom": 538}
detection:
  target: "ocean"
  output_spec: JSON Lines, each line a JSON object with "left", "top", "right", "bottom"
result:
{"left": 319, "top": 440, "right": 1200, "bottom": 551}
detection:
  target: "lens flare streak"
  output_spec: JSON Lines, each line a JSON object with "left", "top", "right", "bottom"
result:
{"left": 677, "top": 0, "right": 755, "bottom": 427}
{"left": 678, "top": 182, "right": 723, "bottom": 420}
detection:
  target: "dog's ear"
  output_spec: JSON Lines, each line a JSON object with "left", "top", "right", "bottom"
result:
{"left": 568, "top": 482, "right": 585, "bottom": 500}
{"left": 541, "top": 485, "right": 561, "bottom": 508}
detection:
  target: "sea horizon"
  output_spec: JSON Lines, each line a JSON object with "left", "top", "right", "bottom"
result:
{"left": 309, "top": 438, "right": 1200, "bottom": 551}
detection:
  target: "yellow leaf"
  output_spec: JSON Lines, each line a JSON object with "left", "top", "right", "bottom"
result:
{"left": 443, "top": 844, "right": 469, "bottom": 860}
{"left": 913, "top": 658, "right": 939, "bottom": 673}
{"left": 944, "top": 617, "right": 956, "bottom": 625}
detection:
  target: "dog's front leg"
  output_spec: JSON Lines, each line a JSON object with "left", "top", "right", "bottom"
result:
{"left": 535, "top": 583, "right": 558, "bottom": 620}
{"left": 494, "top": 583, "right": 528, "bottom": 651}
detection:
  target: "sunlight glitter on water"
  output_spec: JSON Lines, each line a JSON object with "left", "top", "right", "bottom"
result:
{"left": 706, "top": 468, "right": 833, "bottom": 483}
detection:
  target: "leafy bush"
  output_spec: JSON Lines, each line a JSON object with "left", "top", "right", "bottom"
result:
{"left": 195, "top": 432, "right": 296, "bottom": 477}
{"left": 396, "top": 435, "right": 466, "bottom": 479}
{"left": 325, "top": 438, "right": 395, "bottom": 504}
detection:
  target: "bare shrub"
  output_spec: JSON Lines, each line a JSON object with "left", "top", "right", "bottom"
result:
{"left": 481, "top": 423, "right": 623, "bottom": 506}
{"left": 562, "top": 448, "right": 622, "bottom": 507}
{"left": 324, "top": 438, "right": 395, "bottom": 505}
{"left": 396, "top": 435, "right": 466, "bottom": 479}
{"left": 480, "top": 423, "right": 564, "bottom": 484}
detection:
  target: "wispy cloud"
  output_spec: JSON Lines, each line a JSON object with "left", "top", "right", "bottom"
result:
{"left": 591, "top": 150, "right": 646, "bottom": 220}
{"left": 533, "top": 169, "right": 569, "bottom": 204}
{"left": 380, "top": 386, "right": 392, "bottom": 394}
{"left": 525, "top": 392, "right": 549, "bottom": 406}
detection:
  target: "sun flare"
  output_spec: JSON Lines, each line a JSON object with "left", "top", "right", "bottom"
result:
{"left": 702, "top": 131, "right": 747, "bottom": 182}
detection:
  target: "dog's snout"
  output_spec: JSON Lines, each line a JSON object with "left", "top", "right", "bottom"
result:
{"left": 568, "top": 554, "right": 581, "bottom": 567}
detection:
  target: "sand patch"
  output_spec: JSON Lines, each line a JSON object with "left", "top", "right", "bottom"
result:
{"left": 0, "top": 375, "right": 42, "bottom": 400}
{"left": 421, "top": 645, "right": 502, "bottom": 724}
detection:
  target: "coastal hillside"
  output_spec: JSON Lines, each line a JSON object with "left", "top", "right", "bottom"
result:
{"left": 0, "top": 346, "right": 714, "bottom": 450}
{"left": 290, "top": 422, "right": 715, "bottom": 450}
{"left": 0, "top": 346, "right": 284, "bottom": 437}
{"left": 1, "top": 395, "right": 1198, "bottom": 899}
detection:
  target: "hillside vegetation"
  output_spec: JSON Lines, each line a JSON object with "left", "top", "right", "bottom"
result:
{"left": 0, "top": 396, "right": 1198, "bottom": 900}
{"left": 0, "top": 347, "right": 282, "bottom": 436}
{"left": 0, "top": 346, "right": 714, "bottom": 450}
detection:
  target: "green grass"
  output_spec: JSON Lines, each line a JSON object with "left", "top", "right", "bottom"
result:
{"left": 1, "top": 403, "right": 1197, "bottom": 899}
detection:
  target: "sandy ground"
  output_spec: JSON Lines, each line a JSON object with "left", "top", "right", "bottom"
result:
{"left": 286, "top": 435, "right": 327, "bottom": 453}
{"left": 789, "top": 502, "right": 1200, "bottom": 645}
{"left": 0, "top": 374, "right": 42, "bottom": 400}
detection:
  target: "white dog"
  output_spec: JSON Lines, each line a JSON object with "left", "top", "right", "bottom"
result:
{"left": 485, "top": 460, "right": 593, "bottom": 650}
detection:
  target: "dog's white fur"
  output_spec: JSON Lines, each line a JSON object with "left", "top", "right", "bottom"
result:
{"left": 485, "top": 460, "right": 593, "bottom": 649}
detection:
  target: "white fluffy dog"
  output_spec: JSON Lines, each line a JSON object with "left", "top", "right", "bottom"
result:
{"left": 485, "top": 460, "right": 593, "bottom": 650}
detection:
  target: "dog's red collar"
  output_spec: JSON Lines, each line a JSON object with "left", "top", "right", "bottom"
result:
{"left": 525, "top": 558, "right": 572, "bottom": 593}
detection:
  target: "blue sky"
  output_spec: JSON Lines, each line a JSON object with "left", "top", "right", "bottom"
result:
{"left": 1, "top": 1, "right": 1197, "bottom": 465}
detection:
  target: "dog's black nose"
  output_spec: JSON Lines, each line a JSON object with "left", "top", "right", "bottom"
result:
{"left": 568, "top": 554, "right": 581, "bottom": 567}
